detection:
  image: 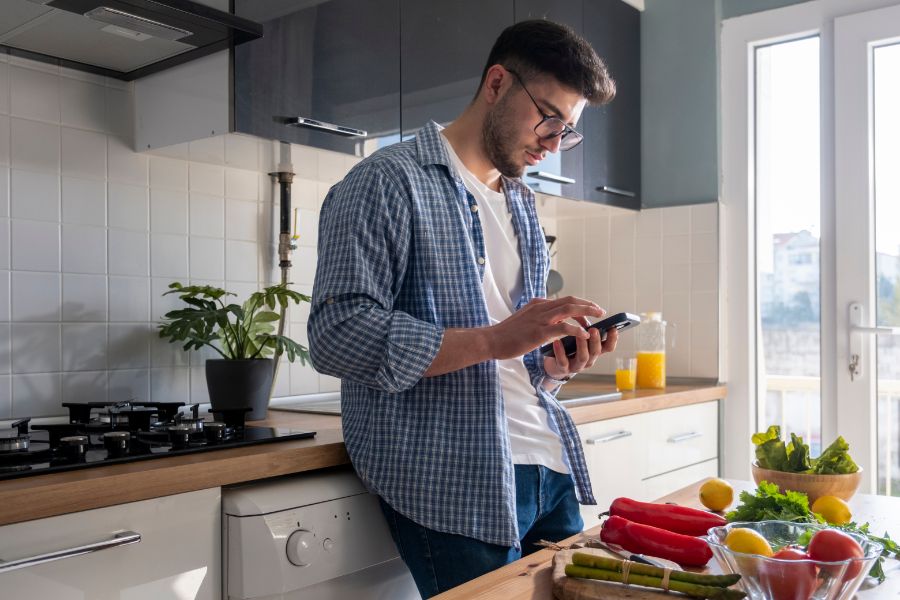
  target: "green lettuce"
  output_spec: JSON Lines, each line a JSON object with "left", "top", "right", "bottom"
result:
{"left": 752, "top": 426, "right": 858, "bottom": 474}
{"left": 812, "top": 435, "right": 859, "bottom": 474}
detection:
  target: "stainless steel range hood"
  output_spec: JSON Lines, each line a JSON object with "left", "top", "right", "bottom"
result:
{"left": 0, "top": 0, "right": 262, "bottom": 81}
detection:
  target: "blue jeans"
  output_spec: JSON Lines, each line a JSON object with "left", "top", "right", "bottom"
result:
{"left": 379, "top": 464, "right": 584, "bottom": 599}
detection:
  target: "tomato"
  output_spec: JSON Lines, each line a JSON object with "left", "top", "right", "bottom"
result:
{"left": 759, "top": 546, "right": 818, "bottom": 600}
{"left": 807, "top": 529, "right": 865, "bottom": 582}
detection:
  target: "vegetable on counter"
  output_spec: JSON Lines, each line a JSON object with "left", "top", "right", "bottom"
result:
{"left": 565, "top": 553, "right": 745, "bottom": 599}
{"left": 726, "top": 481, "right": 900, "bottom": 583}
{"left": 600, "top": 515, "right": 713, "bottom": 567}
{"left": 753, "top": 425, "right": 859, "bottom": 474}
{"left": 609, "top": 497, "right": 728, "bottom": 537}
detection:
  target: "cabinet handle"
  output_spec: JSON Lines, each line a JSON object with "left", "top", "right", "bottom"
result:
{"left": 527, "top": 171, "right": 576, "bottom": 185}
{"left": 668, "top": 432, "right": 703, "bottom": 444}
{"left": 585, "top": 430, "right": 632, "bottom": 444}
{"left": 280, "top": 117, "right": 367, "bottom": 138}
{"left": 596, "top": 185, "right": 636, "bottom": 198}
{"left": 0, "top": 530, "right": 141, "bottom": 574}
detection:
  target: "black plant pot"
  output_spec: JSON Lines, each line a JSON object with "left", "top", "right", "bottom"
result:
{"left": 205, "top": 359, "right": 275, "bottom": 421}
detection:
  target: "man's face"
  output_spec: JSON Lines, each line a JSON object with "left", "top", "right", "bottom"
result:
{"left": 483, "top": 72, "right": 587, "bottom": 178}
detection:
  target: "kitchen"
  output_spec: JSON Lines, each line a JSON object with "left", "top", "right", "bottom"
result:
{"left": 0, "top": 0, "right": 899, "bottom": 598}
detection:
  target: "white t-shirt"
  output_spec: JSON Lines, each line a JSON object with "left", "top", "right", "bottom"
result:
{"left": 441, "top": 133, "right": 568, "bottom": 474}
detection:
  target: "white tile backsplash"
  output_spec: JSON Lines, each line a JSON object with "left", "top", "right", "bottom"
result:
{"left": 108, "top": 229, "right": 149, "bottom": 276}
{"left": 62, "top": 224, "right": 106, "bottom": 274}
{"left": 189, "top": 193, "right": 224, "bottom": 238}
{"left": 61, "top": 323, "right": 107, "bottom": 371}
{"left": 11, "top": 220, "right": 59, "bottom": 272}
{"left": 60, "top": 78, "right": 106, "bottom": 132}
{"left": 11, "top": 169, "right": 59, "bottom": 222}
{"left": 62, "top": 370, "right": 108, "bottom": 404}
{"left": 189, "top": 162, "right": 225, "bottom": 196}
{"left": 0, "top": 117, "right": 8, "bottom": 166}
{"left": 62, "top": 177, "right": 106, "bottom": 226}
{"left": 61, "top": 127, "right": 106, "bottom": 180}
{"left": 108, "top": 182, "right": 148, "bottom": 230}
{"left": 10, "top": 66, "right": 58, "bottom": 123}
{"left": 108, "top": 276, "right": 150, "bottom": 322}
{"left": 12, "top": 323, "right": 60, "bottom": 373}
{"left": 150, "top": 188, "right": 188, "bottom": 234}
{"left": 62, "top": 273, "right": 107, "bottom": 321}
{"left": 11, "top": 118, "right": 59, "bottom": 173}
{"left": 150, "top": 233, "right": 188, "bottom": 278}
{"left": 0, "top": 167, "right": 7, "bottom": 218}
{"left": 150, "top": 156, "right": 188, "bottom": 190}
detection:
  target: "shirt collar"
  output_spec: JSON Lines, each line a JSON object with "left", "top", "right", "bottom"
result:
{"left": 415, "top": 120, "right": 532, "bottom": 198}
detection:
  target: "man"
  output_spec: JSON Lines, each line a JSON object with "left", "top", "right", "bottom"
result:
{"left": 308, "top": 19, "right": 617, "bottom": 598}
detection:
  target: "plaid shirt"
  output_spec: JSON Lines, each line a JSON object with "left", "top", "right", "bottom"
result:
{"left": 307, "top": 121, "right": 595, "bottom": 547}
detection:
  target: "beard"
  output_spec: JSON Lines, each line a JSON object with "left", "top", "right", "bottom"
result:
{"left": 482, "top": 96, "right": 527, "bottom": 179}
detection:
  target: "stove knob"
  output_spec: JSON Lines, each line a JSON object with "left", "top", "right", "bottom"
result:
{"left": 323, "top": 538, "right": 334, "bottom": 552}
{"left": 286, "top": 529, "right": 316, "bottom": 567}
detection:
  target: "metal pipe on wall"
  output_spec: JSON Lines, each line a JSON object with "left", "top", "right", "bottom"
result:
{"left": 268, "top": 142, "right": 295, "bottom": 401}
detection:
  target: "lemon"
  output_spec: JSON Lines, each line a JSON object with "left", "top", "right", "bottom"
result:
{"left": 811, "top": 495, "right": 852, "bottom": 525}
{"left": 699, "top": 478, "right": 734, "bottom": 511}
{"left": 725, "top": 527, "right": 773, "bottom": 557}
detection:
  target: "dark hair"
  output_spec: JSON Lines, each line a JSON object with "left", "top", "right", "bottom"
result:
{"left": 477, "top": 19, "right": 615, "bottom": 105}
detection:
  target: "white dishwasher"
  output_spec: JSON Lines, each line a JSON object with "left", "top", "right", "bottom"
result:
{"left": 222, "top": 468, "right": 419, "bottom": 600}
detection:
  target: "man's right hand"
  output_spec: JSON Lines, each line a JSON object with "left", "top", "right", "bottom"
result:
{"left": 488, "top": 296, "right": 605, "bottom": 360}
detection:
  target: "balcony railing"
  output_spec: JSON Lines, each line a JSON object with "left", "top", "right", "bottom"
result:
{"left": 765, "top": 375, "right": 900, "bottom": 496}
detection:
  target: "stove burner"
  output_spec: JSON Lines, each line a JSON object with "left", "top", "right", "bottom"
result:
{"left": 0, "top": 419, "right": 32, "bottom": 453}
{"left": 62, "top": 402, "right": 118, "bottom": 424}
{"left": 60, "top": 436, "right": 89, "bottom": 462}
{"left": 204, "top": 422, "right": 226, "bottom": 444}
{"left": 103, "top": 431, "right": 131, "bottom": 459}
{"left": 167, "top": 425, "right": 192, "bottom": 450}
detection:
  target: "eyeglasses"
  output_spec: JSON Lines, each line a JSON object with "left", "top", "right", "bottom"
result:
{"left": 505, "top": 68, "right": 584, "bottom": 151}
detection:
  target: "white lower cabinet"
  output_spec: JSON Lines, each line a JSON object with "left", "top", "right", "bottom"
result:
{"left": 578, "top": 400, "right": 720, "bottom": 529}
{"left": 0, "top": 488, "right": 220, "bottom": 599}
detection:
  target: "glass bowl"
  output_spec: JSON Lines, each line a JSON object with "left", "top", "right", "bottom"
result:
{"left": 706, "top": 521, "right": 882, "bottom": 600}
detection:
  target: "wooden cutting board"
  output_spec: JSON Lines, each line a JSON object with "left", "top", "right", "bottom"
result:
{"left": 551, "top": 548, "right": 681, "bottom": 599}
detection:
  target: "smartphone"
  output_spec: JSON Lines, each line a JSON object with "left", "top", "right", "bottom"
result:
{"left": 540, "top": 312, "right": 641, "bottom": 358}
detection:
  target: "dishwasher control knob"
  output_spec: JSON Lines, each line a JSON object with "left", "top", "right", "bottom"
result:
{"left": 286, "top": 530, "right": 316, "bottom": 566}
{"left": 323, "top": 538, "right": 334, "bottom": 552}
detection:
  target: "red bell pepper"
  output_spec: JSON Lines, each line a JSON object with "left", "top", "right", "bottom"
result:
{"left": 600, "top": 515, "right": 713, "bottom": 567}
{"left": 609, "top": 497, "right": 727, "bottom": 537}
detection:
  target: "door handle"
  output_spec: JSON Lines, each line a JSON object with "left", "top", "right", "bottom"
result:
{"left": 668, "top": 431, "right": 702, "bottom": 443}
{"left": 527, "top": 171, "right": 576, "bottom": 184}
{"left": 596, "top": 185, "right": 636, "bottom": 198}
{"left": 847, "top": 302, "right": 900, "bottom": 381}
{"left": 278, "top": 116, "right": 367, "bottom": 138}
{"left": 585, "top": 430, "right": 632, "bottom": 444}
{"left": 0, "top": 531, "right": 141, "bottom": 574}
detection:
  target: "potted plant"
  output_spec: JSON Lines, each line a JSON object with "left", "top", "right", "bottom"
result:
{"left": 158, "top": 282, "right": 310, "bottom": 420}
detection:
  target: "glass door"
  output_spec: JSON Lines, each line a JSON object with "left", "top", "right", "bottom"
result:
{"left": 834, "top": 4, "right": 900, "bottom": 495}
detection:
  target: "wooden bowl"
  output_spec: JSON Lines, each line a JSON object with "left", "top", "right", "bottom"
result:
{"left": 751, "top": 463, "right": 862, "bottom": 503}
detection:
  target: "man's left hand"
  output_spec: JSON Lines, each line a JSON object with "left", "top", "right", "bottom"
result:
{"left": 543, "top": 316, "right": 618, "bottom": 383}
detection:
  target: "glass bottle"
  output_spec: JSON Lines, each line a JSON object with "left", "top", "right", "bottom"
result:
{"left": 636, "top": 312, "right": 667, "bottom": 389}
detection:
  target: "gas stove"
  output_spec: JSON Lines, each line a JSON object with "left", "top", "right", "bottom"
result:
{"left": 0, "top": 401, "right": 316, "bottom": 481}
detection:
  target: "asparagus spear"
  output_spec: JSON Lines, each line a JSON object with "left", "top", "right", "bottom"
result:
{"left": 565, "top": 564, "right": 747, "bottom": 600}
{"left": 572, "top": 552, "right": 742, "bottom": 587}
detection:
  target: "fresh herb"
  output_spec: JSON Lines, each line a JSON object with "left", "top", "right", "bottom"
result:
{"left": 752, "top": 425, "right": 858, "bottom": 474}
{"left": 727, "top": 482, "right": 899, "bottom": 584}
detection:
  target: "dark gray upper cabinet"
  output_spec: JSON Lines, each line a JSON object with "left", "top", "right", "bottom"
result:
{"left": 234, "top": 0, "right": 401, "bottom": 156}
{"left": 400, "top": 0, "right": 513, "bottom": 139}
{"left": 583, "top": 0, "right": 640, "bottom": 209}
{"left": 514, "top": 0, "right": 584, "bottom": 199}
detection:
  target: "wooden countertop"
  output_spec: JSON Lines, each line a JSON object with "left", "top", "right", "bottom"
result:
{"left": 0, "top": 380, "right": 724, "bottom": 527}
{"left": 434, "top": 479, "right": 900, "bottom": 600}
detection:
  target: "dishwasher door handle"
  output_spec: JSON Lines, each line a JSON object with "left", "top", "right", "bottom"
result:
{"left": 585, "top": 430, "right": 632, "bottom": 444}
{"left": 0, "top": 530, "right": 141, "bottom": 574}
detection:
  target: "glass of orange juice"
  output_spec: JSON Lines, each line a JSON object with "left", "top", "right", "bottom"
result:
{"left": 615, "top": 358, "right": 637, "bottom": 392}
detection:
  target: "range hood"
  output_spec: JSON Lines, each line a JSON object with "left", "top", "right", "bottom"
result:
{"left": 0, "top": 0, "right": 262, "bottom": 81}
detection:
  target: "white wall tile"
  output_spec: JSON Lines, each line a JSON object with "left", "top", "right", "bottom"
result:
{"left": 692, "top": 232, "right": 717, "bottom": 264}
{"left": 225, "top": 168, "right": 258, "bottom": 200}
{"left": 291, "top": 144, "right": 318, "bottom": 180}
{"left": 289, "top": 362, "right": 319, "bottom": 395}
{"left": 10, "top": 169, "right": 59, "bottom": 221}
{"left": 109, "top": 276, "right": 149, "bottom": 322}
{"left": 0, "top": 116, "right": 8, "bottom": 166}
{"left": 226, "top": 240, "right": 258, "bottom": 282}
{"left": 108, "top": 182, "right": 147, "bottom": 230}
{"left": 108, "top": 368, "right": 150, "bottom": 402}
{"left": 0, "top": 167, "right": 7, "bottom": 218}
{"left": 662, "top": 205, "right": 691, "bottom": 235}
{"left": 662, "top": 235, "right": 691, "bottom": 265}
{"left": 62, "top": 273, "right": 107, "bottom": 321}
{"left": 105, "top": 87, "right": 133, "bottom": 143}
{"left": 11, "top": 118, "right": 59, "bottom": 173}
{"left": 59, "top": 67, "right": 104, "bottom": 86}
{"left": 189, "top": 162, "right": 225, "bottom": 196}
{"left": 0, "top": 62, "right": 8, "bottom": 116}
{"left": 636, "top": 208, "right": 662, "bottom": 238}
{"left": 0, "top": 272, "right": 9, "bottom": 322}
{"left": 11, "top": 323, "right": 60, "bottom": 373}
{"left": 293, "top": 245, "right": 316, "bottom": 287}
{"left": 610, "top": 212, "right": 637, "bottom": 239}
{"left": 61, "top": 127, "right": 106, "bottom": 180}
{"left": 0, "top": 324, "right": 10, "bottom": 373}
{"left": 13, "top": 373, "right": 62, "bottom": 417}
{"left": 692, "top": 262, "right": 718, "bottom": 293}
{"left": 151, "top": 277, "right": 183, "bottom": 322}
{"left": 189, "top": 193, "right": 224, "bottom": 238}
{"left": 0, "top": 377, "right": 10, "bottom": 419}
{"left": 62, "top": 224, "right": 106, "bottom": 274}
{"left": 62, "top": 323, "right": 107, "bottom": 371}
{"left": 149, "top": 142, "right": 188, "bottom": 160}
{"left": 691, "top": 203, "right": 718, "bottom": 234}
{"left": 62, "top": 371, "right": 108, "bottom": 404}
{"left": 691, "top": 291, "right": 718, "bottom": 378}
{"left": 62, "top": 177, "right": 105, "bottom": 226}
{"left": 317, "top": 150, "right": 347, "bottom": 184}
{"left": 190, "top": 366, "right": 210, "bottom": 404}
{"left": 60, "top": 78, "right": 105, "bottom": 131}
{"left": 293, "top": 178, "right": 318, "bottom": 210}
{"left": 295, "top": 208, "right": 317, "bottom": 247}
{"left": 10, "top": 66, "right": 58, "bottom": 123}
{"left": 0, "top": 219, "right": 7, "bottom": 270}
{"left": 189, "top": 135, "right": 225, "bottom": 165}
{"left": 149, "top": 188, "right": 188, "bottom": 234}
{"left": 8, "top": 56, "right": 57, "bottom": 75}
{"left": 150, "top": 156, "right": 188, "bottom": 190}
{"left": 663, "top": 263, "right": 691, "bottom": 294}
{"left": 108, "top": 229, "right": 148, "bottom": 276}
{"left": 108, "top": 137, "right": 147, "bottom": 186}
{"left": 189, "top": 237, "right": 225, "bottom": 280}
{"left": 226, "top": 199, "right": 259, "bottom": 242}
{"left": 12, "top": 271, "right": 60, "bottom": 321}
{"left": 108, "top": 323, "right": 150, "bottom": 369}
{"left": 318, "top": 373, "right": 341, "bottom": 393}
{"left": 150, "top": 233, "right": 187, "bottom": 278}
{"left": 635, "top": 235, "right": 661, "bottom": 266}
{"left": 225, "top": 134, "right": 258, "bottom": 170}
{"left": 150, "top": 367, "right": 190, "bottom": 402}
{"left": 11, "top": 220, "right": 59, "bottom": 271}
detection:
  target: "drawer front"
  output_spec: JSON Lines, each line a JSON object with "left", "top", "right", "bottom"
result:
{"left": 641, "top": 458, "right": 719, "bottom": 504}
{"left": 578, "top": 414, "right": 647, "bottom": 528}
{"left": 644, "top": 401, "right": 718, "bottom": 478}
